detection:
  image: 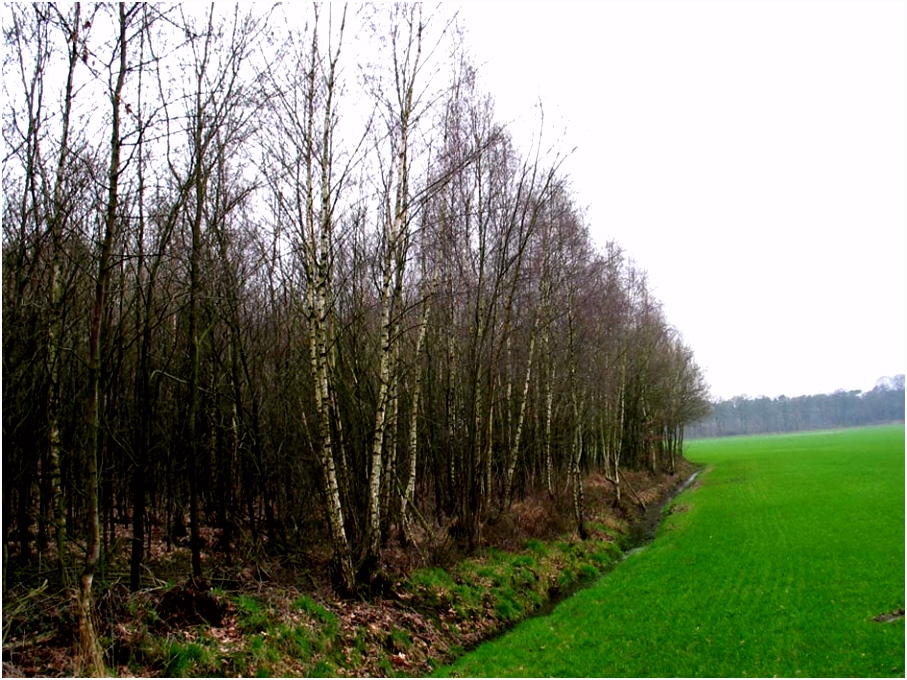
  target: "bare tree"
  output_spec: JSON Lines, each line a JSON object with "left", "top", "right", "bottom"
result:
{"left": 361, "top": 2, "right": 428, "bottom": 584}
{"left": 172, "top": 3, "right": 266, "bottom": 578}
{"left": 263, "top": 3, "right": 359, "bottom": 595}
{"left": 1, "top": 2, "right": 716, "bottom": 623}
{"left": 76, "top": 5, "right": 142, "bottom": 674}
{"left": 2, "top": 3, "right": 86, "bottom": 581}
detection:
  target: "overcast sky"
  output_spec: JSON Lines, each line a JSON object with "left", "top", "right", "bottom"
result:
{"left": 458, "top": 0, "right": 906, "bottom": 400}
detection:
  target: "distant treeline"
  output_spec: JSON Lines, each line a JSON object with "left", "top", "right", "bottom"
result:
{"left": 688, "top": 376, "right": 905, "bottom": 438}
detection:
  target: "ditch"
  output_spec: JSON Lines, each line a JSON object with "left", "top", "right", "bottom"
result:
{"left": 529, "top": 467, "right": 703, "bottom": 621}
{"left": 620, "top": 468, "right": 702, "bottom": 557}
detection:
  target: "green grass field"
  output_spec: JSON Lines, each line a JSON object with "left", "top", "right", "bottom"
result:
{"left": 439, "top": 425, "right": 905, "bottom": 677}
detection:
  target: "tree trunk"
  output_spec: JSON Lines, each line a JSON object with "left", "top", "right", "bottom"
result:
{"left": 364, "top": 4, "right": 423, "bottom": 578}
{"left": 45, "top": 1, "right": 83, "bottom": 585}
{"left": 502, "top": 315, "right": 540, "bottom": 508}
{"left": 78, "top": 4, "right": 130, "bottom": 673}
{"left": 365, "top": 265, "right": 398, "bottom": 572}
{"left": 400, "top": 270, "right": 436, "bottom": 544}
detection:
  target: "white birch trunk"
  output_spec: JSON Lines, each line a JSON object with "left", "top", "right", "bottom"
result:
{"left": 401, "top": 270, "right": 436, "bottom": 543}
{"left": 503, "top": 318, "right": 539, "bottom": 507}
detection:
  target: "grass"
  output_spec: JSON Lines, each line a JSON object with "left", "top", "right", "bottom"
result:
{"left": 132, "top": 590, "right": 343, "bottom": 677}
{"left": 439, "top": 425, "right": 905, "bottom": 677}
{"left": 161, "top": 639, "right": 216, "bottom": 677}
{"left": 403, "top": 532, "right": 622, "bottom": 627}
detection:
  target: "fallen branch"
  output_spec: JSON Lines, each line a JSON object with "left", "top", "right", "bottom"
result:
{"left": 395, "top": 475, "right": 436, "bottom": 547}
{"left": 620, "top": 475, "right": 647, "bottom": 510}
{"left": 2, "top": 630, "right": 56, "bottom": 654}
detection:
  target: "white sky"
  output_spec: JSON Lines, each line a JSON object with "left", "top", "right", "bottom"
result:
{"left": 459, "top": 0, "right": 906, "bottom": 400}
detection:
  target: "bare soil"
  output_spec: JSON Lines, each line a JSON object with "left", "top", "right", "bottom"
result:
{"left": 872, "top": 608, "right": 905, "bottom": 623}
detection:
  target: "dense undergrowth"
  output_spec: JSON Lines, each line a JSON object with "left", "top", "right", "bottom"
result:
{"left": 2, "top": 463, "right": 693, "bottom": 677}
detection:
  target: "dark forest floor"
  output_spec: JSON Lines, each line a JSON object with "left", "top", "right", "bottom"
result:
{"left": 2, "top": 461, "right": 697, "bottom": 677}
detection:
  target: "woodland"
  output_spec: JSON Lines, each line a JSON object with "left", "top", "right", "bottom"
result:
{"left": 2, "top": 4, "right": 711, "bottom": 675}
{"left": 688, "top": 377, "right": 906, "bottom": 438}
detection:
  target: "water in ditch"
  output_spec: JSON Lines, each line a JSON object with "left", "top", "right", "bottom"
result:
{"left": 620, "top": 468, "right": 702, "bottom": 558}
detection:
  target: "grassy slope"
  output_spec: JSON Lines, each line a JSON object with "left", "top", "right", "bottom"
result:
{"left": 440, "top": 425, "right": 905, "bottom": 678}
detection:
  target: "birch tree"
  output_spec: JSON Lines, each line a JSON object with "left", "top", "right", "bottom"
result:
{"left": 361, "top": 2, "right": 427, "bottom": 582}
{"left": 263, "top": 4, "right": 358, "bottom": 595}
